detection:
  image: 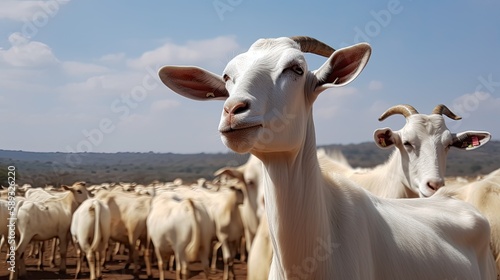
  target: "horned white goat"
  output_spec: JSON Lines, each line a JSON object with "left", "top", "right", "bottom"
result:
{"left": 158, "top": 36, "right": 496, "bottom": 279}
{"left": 319, "top": 104, "right": 498, "bottom": 276}
{"left": 365, "top": 104, "right": 489, "bottom": 198}
{"left": 317, "top": 106, "right": 491, "bottom": 199}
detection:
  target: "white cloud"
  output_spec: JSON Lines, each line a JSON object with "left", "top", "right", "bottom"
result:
{"left": 313, "top": 87, "right": 360, "bottom": 120}
{"left": 368, "top": 80, "right": 383, "bottom": 91}
{"left": 0, "top": 33, "right": 59, "bottom": 67}
{"left": 98, "top": 52, "right": 126, "bottom": 63}
{"left": 0, "top": 35, "right": 252, "bottom": 152}
{"left": 0, "top": 0, "right": 69, "bottom": 21}
{"left": 127, "top": 36, "right": 241, "bottom": 70}
{"left": 61, "top": 61, "right": 110, "bottom": 77}
{"left": 448, "top": 91, "right": 496, "bottom": 118}
{"left": 151, "top": 99, "right": 180, "bottom": 113}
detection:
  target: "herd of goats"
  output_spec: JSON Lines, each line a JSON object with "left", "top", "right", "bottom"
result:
{"left": 1, "top": 36, "right": 500, "bottom": 280}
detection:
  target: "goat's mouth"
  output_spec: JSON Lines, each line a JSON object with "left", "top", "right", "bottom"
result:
{"left": 418, "top": 190, "right": 430, "bottom": 198}
{"left": 418, "top": 187, "right": 435, "bottom": 198}
{"left": 220, "top": 124, "right": 263, "bottom": 136}
{"left": 220, "top": 124, "right": 263, "bottom": 154}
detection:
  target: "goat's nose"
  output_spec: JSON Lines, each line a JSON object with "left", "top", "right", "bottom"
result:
{"left": 224, "top": 100, "right": 249, "bottom": 116}
{"left": 427, "top": 179, "right": 444, "bottom": 191}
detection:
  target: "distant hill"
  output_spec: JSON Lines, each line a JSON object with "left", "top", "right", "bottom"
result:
{"left": 320, "top": 141, "right": 500, "bottom": 176}
{"left": 1, "top": 141, "right": 498, "bottom": 187}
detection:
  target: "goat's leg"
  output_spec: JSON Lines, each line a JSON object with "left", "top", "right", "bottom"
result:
{"left": 144, "top": 240, "right": 153, "bottom": 280}
{"left": 96, "top": 249, "right": 106, "bottom": 280}
{"left": 155, "top": 247, "right": 165, "bottom": 280}
{"left": 169, "top": 254, "right": 175, "bottom": 272}
{"left": 198, "top": 242, "right": 211, "bottom": 278}
{"left": 178, "top": 251, "right": 189, "bottom": 280}
{"left": 210, "top": 241, "right": 222, "bottom": 272}
{"left": 175, "top": 252, "right": 182, "bottom": 280}
{"left": 37, "top": 241, "right": 44, "bottom": 270}
{"left": 58, "top": 234, "right": 69, "bottom": 274}
{"left": 11, "top": 234, "right": 32, "bottom": 280}
{"left": 239, "top": 235, "right": 246, "bottom": 262}
{"left": 221, "top": 240, "right": 235, "bottom": 280}
{"left": 87, "top": 250, "right": 96, "bottom": 280}
{"left": 74, "top": 244, "right": 82, "bottom": 279}
{"left": 126, "top": 237, "right": 140, "bottom": 279}
{"left": 0, "top": 235, "right": 4, "bottom": 260}
{"left": 49, "top": 238, "right": 58, "bottom": 268}
{"left": 106, "top": 240, "right": 114, "bottom": 262}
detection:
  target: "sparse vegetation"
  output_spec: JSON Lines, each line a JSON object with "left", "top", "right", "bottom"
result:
{"left": 1, "top": 141, "right": 498, "bottom": 187}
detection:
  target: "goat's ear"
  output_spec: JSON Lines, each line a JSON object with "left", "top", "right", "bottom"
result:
{"left": 158, "top": 66, "right": 229, "bottom": 101}
{"left": 214, "top": 167, "right": 245, "bottom": 182}
{"left": 374, "top": 128, "right": 399, "bottom": 149}
{"left": 313, "top": 43, "right": 371, "bottom": 94}
{"left": 451, "top": 131, "right": 491, "bottom": 150}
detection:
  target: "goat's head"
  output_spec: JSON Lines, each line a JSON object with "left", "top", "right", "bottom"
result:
{"left": 62, "top": 181, "right": 90, "bottom": 204}
{"left": 159, "top": 36, "right": 371, "bottom": 155}
{"left": 374, "top": 104, "right": 491, "bottom": 197}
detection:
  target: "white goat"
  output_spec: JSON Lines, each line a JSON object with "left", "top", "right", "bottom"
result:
{"left": 70, "top": 198, "right": 111, "bottom": 280}
{"left": 319, "top": 104, "right": 498, "bottom": 276}
{"left": 214, "top": 154, "right": 263, "bottom": 257}
{"left": 367, "top": 104, "right": 489, "bottom": 198}
{"left": 171, "top": 185, "right": 244, "bottom": 280}
{"left": 438, "top": 168, "right": 500, "bottom": 278}
{"left": 23, "top": 182, "right": 90, "bottom": 269}
{"left": 94, "top": 190, "right": 151, "bottom": 279}
{"left": 12, "top": 183, "right": 90, "bottom": 280}
{"left": 158, "top": 36, "right": 497, "bottom": 279}
{"left": 146, "top": 193, "right": 203, "bottom": 280}
{"left": 318, "top": 116, "right": 491, "bottom": 198}
{"left": 0, "top": 199, "right": 11, "bottom": 259}
{"left": 246, "top": 211, "right": 272, "bottom": 280}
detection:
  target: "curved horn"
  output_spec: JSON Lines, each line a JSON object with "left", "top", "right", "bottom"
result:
{"left": 378, "top": 104, "right": 419, "bottom": 121}
{"left": 290, "top": 36, "right": 336, "bottom": 57}
{"left": 432, "top": 104, "right": 462, "bottom": 120}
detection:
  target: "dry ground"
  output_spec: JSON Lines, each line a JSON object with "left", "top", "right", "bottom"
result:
{"left": 0, "top": 243, "right": 248, "bottom": 280}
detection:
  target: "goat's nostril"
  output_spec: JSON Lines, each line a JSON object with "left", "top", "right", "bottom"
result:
{"left": 228, "top": 101, "right": 249, "bottom": 115}
{"left": 427, "top": 180, "right": 444, "bottom": 191}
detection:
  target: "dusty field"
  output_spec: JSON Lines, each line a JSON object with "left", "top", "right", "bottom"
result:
{"left": 0, "top": 243, "right": 248, "bottom": 280}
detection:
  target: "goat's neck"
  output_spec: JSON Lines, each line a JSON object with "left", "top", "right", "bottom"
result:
{"left": 55, "top": 191, "right": 79, "bottom": 214}
{"left": 256, "top": 122, "right": 333, "bottom": 277}
{"left": 351, "top": 149, "right": 417, "bottom": 198}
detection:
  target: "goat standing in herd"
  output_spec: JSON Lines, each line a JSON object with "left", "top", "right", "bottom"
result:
{"left": 159, "top": 36, "right": 497, "bottom": 279}
{"left": 70, "top": 198, "right": 111, "bottom": 280}
{"left": 11, "top": 182, "right": 90, "bottom": 280}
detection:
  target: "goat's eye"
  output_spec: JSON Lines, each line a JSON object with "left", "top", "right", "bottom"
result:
{"left": 291, "top": 65, "right": 304, "bottom": 75}
{"left": 223, "top": 74, "right": 230, "bottom": 82}
{"left": 403, "top": 141, "right": 413, "bottom": 148}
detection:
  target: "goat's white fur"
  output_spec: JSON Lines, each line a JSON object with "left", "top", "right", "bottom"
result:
{"left": 158, "top": 36, "right": 497, "bottom": 279}
{"left": 11, "top": 182, "right": 89, "bottom": 280}
{"left": 70, "top": 198, "right": 111, "bottom": 280}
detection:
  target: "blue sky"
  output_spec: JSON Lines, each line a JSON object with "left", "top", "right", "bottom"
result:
{"left": 0, "top": 0, "right": 499, "bottom": 154}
